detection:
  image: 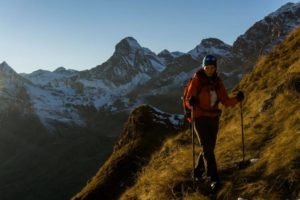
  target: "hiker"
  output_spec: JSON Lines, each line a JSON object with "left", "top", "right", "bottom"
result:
{"left": 186, "top": 54, "right": 244, "bottom": 190}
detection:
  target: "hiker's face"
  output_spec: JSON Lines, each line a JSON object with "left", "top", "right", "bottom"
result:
{"left": 204, "top": 65, "right": 216, "bottom": 77}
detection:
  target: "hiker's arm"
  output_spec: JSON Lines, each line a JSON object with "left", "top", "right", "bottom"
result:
{"left": 218, "top": 81, "right": 238, "bottom": 107}
{"left": 186, "top": 76, "right": 200, "bottom": 108}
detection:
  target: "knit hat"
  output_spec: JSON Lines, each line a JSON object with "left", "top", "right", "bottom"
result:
{"left": 202, "top": 55, "right": 217, "bottom": 67}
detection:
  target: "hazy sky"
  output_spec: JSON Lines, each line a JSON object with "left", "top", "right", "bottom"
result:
{"left": 0, "top": 0, "right": 298, "bottom": 73}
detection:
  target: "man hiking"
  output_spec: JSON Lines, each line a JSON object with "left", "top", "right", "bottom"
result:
{"left": 186, "top": 54, "right": 244, "bottom": 191}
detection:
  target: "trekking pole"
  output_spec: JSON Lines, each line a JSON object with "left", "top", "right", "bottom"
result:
{"left": 240, "top": 102, "right": 245, "bottom": 163}
{"left": 237, "top": 101, "right": 251, "bottom": 169}
{"left": 191, "top": 107, "right": 195, "bottom": 185}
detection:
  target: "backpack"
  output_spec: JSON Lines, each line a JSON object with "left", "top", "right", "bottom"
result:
{"left": 181, "top": 71, "right": 221, "bottom": 123}
{"left": 182, "top": 78, "right": 193, "bottom": 123}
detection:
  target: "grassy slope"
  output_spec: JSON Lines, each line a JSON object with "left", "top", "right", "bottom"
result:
{"left": 120, "top": 26, "right": 300, "bottom": 200}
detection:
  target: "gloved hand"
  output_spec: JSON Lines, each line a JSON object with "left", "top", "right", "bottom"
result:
{"left": 236, "top": 91, "right": 245, "bottom": 102}
{"left": 189, "top": 96, "right": 197, "bottom": 107}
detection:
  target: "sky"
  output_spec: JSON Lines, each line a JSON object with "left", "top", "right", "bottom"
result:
{"left": 0, "top": 0, "right": 299, "bottom": 73}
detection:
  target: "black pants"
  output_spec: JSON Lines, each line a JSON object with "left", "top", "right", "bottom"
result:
{"left": 193, "top": 116, "right": 220, "bottom": 182}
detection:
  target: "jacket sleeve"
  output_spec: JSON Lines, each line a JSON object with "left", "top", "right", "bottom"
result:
{"left": 186, "top": 74, "right": 200, "bottom": 109}
{"left": 218, "top": 80, "right": 239, "bottom": 107}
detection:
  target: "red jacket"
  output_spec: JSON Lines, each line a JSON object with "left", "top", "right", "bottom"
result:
{"left": 186, "top": 69, "right": 238, "bottom": 118}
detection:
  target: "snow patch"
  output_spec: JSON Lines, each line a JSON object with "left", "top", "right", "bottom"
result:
{"left": 171, "top": 51, "right": 185, "bottom": 57}
{"left": 114, "top": 66, "right": 128, "bottom": 77}
{"left": 151, "top": 106, "right": 183, "bottom": 126}
{"left": 22, "top": 69, "right": 78, "bottom": 86}
{"left": 189, "top": 45, "right": 230, "bottom": 59}
{"left": 25, "top": 84, "right": 86, "bottom": 131}
{"left": 250, "top": 158, "right": 259, "bottom": 164}
{"left": 149, "top": 58, "right": 166, "bottom": 72}
{"left": 148, "top": 68, "right": 197, "bottom": 96}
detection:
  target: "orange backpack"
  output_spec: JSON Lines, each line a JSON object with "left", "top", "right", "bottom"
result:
{"left": 182, "top": 78, "right": 193, "bottom": 123}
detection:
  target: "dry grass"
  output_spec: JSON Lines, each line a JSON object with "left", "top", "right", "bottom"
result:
{"left": 120, "top": 130, "right": 193, "bottom": 200}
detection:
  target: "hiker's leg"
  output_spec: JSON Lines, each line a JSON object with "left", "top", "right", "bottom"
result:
{"left": 195, "top": 152, "right": 205, "bottom": 171}
{"left": 206, "top": 117, "right": 220, "bottom": 182}
{"left": 193, "top": 118, "right": 205, "bottom": 177}
{"left": 210, "top": 117, "right": 219, "bottom": 149}
{"left": 194, "top": 117, "right": 209, "bottom": 177}
{"left": 195, "top": 117, "right": 220, "bottom": 182}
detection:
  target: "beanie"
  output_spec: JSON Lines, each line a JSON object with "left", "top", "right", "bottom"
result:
{"left": 202, "top": 55, "right": 217, "bottom": 67}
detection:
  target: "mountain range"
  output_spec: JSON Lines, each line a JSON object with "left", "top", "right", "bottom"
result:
{"left": 0, "top": 2, "right": 299, "bottom": 200}
{"left": 2, "top": 2, "right": 298, "bottom": 132}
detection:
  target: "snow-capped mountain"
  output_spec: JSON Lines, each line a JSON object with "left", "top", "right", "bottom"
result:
{"left": 157, "top": 49, "right": 185, "bottom": 66}
{"left": 2, "top": 2, "right": 299, "bottom": 133}
{"left": 22, "top": 67, "right": 79, "bottom": 86}
{"left": 11, "top": 38, "right": 171, "bottom": 131}
{"left": 16, "top": 38, "right": 167, "bottom": 131}
{"left": 188, "top": 38, "right": 232, "bottom": 60}
{"left": 87, "top": 37, "right": 165, "bottom": 85}
{"left": 126, "top": 2, "right": 300, "bottom": 113}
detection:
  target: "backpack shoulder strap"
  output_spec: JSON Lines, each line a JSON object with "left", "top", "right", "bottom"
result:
{"left": 194, "top": 70, "right": 207, "bottom": 93}
{"left": 215, "top": 75, "right": 222, "bottom": 90}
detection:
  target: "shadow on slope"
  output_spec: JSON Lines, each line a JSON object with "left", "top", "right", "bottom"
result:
{"left": 0, "top": 102, "right": 118, "bottom": 200}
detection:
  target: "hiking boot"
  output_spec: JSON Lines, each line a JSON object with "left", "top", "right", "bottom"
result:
{"left": 191, "top": 170, "right": 206, "bottom": 182}
{"left": 194, "top": 168, "right": 205, "bottom": 177}
{"left": 210, "top": 181, "right": 222, "bottom": 193}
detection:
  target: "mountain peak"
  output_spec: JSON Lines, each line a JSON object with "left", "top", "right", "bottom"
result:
{"left": 269, "top": 2, "right": 300, "bottom": 17}
{"left": 189, "top": 38, "right": 231, "bottom": 59}
{"left": 53, "top": 66, "right": 66, "bottom": 73}
{"left": 123, "top": 37, "right": 141, "bottom": 47}
{"left": 115, "top": 37, "right": 142, "bottom": 55}
{"left": 200, "top": 38, "right": 229, "bottom": 48}
{"left": 158, "top": 49, "right": 185, "bottom": 59}
{"left": 1, "top": 61, "right": 8, "bottom": 65}
{"left": 0, "top": 61, "right": 17, "bottom": 75}
{"left": 158, "top": 49, "right": 171, "bottom": 55}
{"left": 0, "top": 61, "right": 28, "bottom": 93}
